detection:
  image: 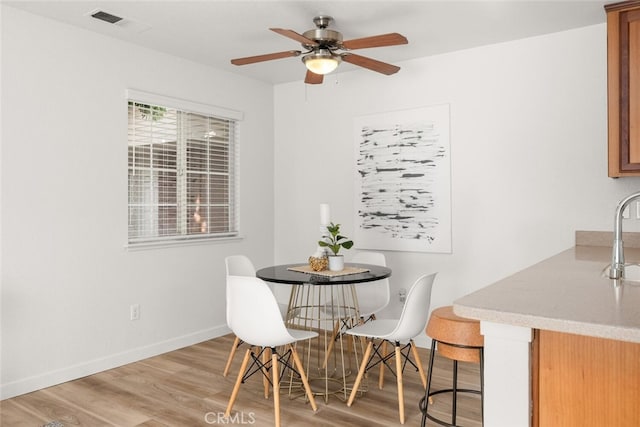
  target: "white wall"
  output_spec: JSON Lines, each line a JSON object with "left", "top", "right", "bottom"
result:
{"left": 274, "top": 23, "right": 640, "bottom": 346}
{"left": 0, "top": 6, "right": 275, "bottom": 398}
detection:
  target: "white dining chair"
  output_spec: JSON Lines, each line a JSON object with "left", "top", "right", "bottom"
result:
{"left": 224, "top": 255, "right": 292, "bottom": 377}
{"left": 351, "top": 251, "right": 390, "bottom": 322}
{"left": 345, "top": 272, "right": 438, "bottom": 425}
{"left": 321, "top": 251, "right": 390, "bottom": 369}
{"left": 225, "top": 254, "right": 256, "bottom": 277}
{"left": 224, "top": 275, "right": 318, "bottom": 427}
{"left": 225, "top": 255, "right": 289, "bottom": 317}
{"left": 223, "top": 255, "right": 256, "bottom": 377}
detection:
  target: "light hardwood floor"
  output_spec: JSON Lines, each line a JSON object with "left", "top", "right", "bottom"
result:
{"left": 1, "top": 334, "right": 482, "bottom": 426}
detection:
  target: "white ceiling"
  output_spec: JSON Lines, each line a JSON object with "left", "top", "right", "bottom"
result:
{"left": 4, "top": 0, "right": 610, "bottom": 85}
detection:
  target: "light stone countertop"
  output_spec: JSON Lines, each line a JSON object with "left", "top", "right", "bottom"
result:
{"left": 454, "top": 241, "right": 640, "bottom": 343}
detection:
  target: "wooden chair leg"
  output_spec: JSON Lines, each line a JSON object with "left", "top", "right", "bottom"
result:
{"left": 263, "top": 347, "right": 271, "bottom": 399}
{"left": 322, "top": 320, "right": 341, "bottom": 369}
{"left": 347, "top": 330, "right": 355, "bottom": 372}
{"left": 379, "top": 340, "right": 387, "bottom": 389}
{"left": 272, "top": 350, "right": 280, "bottom": 427}
{"left": 225, "top": 348, "right": 251, "bottom": 418}
{"left": 410, "top": 340, "right": 427, "bottom": 388}
{"left": 395, "top": 344, "right": 405, "bottom": 424}
{"left": 347, "top": 340, "right": 373, "bottom": 407}
{"left": 289, "top": 344, "right": 318, "bottom": 412}
{"left": 223, "top": 335, "right": 241, "bottom": 377}
{"left": 359, "top": 336, "right": 368, "bottom": 363}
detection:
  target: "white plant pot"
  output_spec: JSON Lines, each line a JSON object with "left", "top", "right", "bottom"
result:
{"left": 328, "top": 255, "right": 344, "bottom": 272}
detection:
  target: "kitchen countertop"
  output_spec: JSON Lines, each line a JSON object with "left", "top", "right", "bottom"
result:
{"left": 454, "top": 239, "right": 640, "bottom": 343}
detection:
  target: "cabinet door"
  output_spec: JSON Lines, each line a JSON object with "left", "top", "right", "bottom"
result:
{"left": 607, "top": 2, "right": 640, "bottom": 176}
{"left": 534, "top": 330, "right": 640, "bottom": 426}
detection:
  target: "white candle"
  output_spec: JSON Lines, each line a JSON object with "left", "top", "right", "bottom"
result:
{"left": 320, "top": 203, "right": 330, "bottom": 225}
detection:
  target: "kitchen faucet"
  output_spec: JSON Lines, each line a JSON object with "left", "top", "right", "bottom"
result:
{"left": 610, "top": 190, "right": 640, "bottom": 279}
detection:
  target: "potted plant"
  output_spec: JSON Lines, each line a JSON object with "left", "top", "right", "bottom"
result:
{"left": 318, "top": 222, "right": 354, "bottom": 271}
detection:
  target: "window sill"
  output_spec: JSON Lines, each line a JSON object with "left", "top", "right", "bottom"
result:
{"left": 125, "top": 235, "right": 243, "bottom": 251}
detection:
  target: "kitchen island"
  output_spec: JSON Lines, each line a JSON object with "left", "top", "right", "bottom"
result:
{"left": 454, "top": 232, "right": 640, "bottom": 426}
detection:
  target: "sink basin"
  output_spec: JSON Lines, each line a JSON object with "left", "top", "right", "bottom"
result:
{"left": 603, "top": 263, "right": 640, "bottom": 282}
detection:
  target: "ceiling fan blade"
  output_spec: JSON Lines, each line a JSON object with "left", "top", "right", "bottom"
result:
{"left": 270, "top": 28, "right": 318, "bottom": 47}
{"left": 304, "top": 70, "right": 324, "bottom": 85}
{"left": 342, "top": 33, "right": 408, "bottom": 50}
{"left": 341, "top": 53, "right": 400, "bottom": 75}
{"left": 231, "top": 50, "right": 301, "bottom": 66}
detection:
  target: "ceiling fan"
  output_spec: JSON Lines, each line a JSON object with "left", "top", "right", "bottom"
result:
{"left": 230, "top": 15, "right": 408, "bottom": 85}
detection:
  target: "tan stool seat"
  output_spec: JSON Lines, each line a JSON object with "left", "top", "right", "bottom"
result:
{"left": 426, "top": 306, "right": 483, "bottom": 363}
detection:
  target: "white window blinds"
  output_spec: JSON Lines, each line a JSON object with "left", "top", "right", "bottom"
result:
{"left": 127, "top": 90, "right": 242, "bottom": 245}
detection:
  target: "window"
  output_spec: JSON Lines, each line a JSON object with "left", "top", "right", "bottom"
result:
{"left": 127, "top": 90, "right": 242, "bottom": 246}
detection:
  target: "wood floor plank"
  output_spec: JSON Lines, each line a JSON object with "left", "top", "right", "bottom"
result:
{"left": 43, "top": 376, "right": 152, "bottom": 426}
{"left": 1, "top": 333, "right": 483, "bottom": 426}
{"left": 6, "top": 389, "right": 117, "bottom": 426}
{"left": 133, "top": 420, "right": 170, "bottom": 427}
{"left": 0, "top": 399, "right": 49, "bottom": 426}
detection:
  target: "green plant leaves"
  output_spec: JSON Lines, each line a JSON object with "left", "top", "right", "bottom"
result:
{"left": 318, "top": 222, "right": 353, "bottom": 255}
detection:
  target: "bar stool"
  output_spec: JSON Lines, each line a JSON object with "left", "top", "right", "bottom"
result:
{"left": 420, "top": 306, "right": 484, "bottom": 427}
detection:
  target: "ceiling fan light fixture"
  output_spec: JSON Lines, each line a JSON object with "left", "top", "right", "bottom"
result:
{"left": 302, "top": 50, "right": 341, "bottom": 75}
{"left": 231, "top": 16, "right": 407, "bottom": 84}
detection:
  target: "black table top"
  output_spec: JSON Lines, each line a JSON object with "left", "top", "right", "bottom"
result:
{"left": 256, "top": 263, "right": 392, "bottom": 285}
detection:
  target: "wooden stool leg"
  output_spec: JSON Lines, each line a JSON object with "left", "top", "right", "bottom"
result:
{"left": 289, "top": 344, "right": 318, "bottom": 412}
{"left": 395, "top": 343, "right": 405, "bottom": 425}
{"left": 223, "top": 336, "right": 241, "bottom": 377}
{"left": 272, "top": 349, "right": 280, "bottom": 427}
{"left": 347, "top": 340, "right": 373, "bottom": 407}
{"left": 225, "top": 348, "right": 251, "bottom": 418}
{"left": 410, "top": 340, "right": 427, "bottom": 388}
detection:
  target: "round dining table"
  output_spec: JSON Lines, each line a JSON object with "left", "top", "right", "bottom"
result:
{"left": 256, "top": 262, "right": 392, "bottom": 403}
{"left": 256, "top": 262, "right": 392, "bottom": 285}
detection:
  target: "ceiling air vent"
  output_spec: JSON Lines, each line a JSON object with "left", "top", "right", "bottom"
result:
{"left": 91, "top": 10, "right": 123, "bottom": 24}
{"left": 86, "top": 9, "right": 151, "bottom": 33}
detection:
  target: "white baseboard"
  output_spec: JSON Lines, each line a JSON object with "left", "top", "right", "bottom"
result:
{"left": 0, "top": 325, "right": 231, "bottom": 400}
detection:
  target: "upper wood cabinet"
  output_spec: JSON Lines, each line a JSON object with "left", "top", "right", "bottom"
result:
{"left": 607, "top": 1, "right": 640, "bottom": 177}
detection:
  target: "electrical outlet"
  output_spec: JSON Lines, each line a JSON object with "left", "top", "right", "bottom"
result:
{"left": 398, "top": 288, "right": 407, "bottom": 303}
{"left": 130, "top": 304, "right": 140, "bottom": 321}
{"left": 623, "top": 205, "right": 630, "bottom": 219}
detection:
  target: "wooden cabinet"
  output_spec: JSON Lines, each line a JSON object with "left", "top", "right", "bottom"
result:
{"left": 607, "top": 1, "right": 640, "bottom": 177}
{"left": 532, "top": 329, "right": 640, "bottom": 426}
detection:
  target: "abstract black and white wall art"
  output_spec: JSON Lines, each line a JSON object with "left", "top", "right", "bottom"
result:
{"left": 353, "top": 104, "right": 451, "bottom": 253}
